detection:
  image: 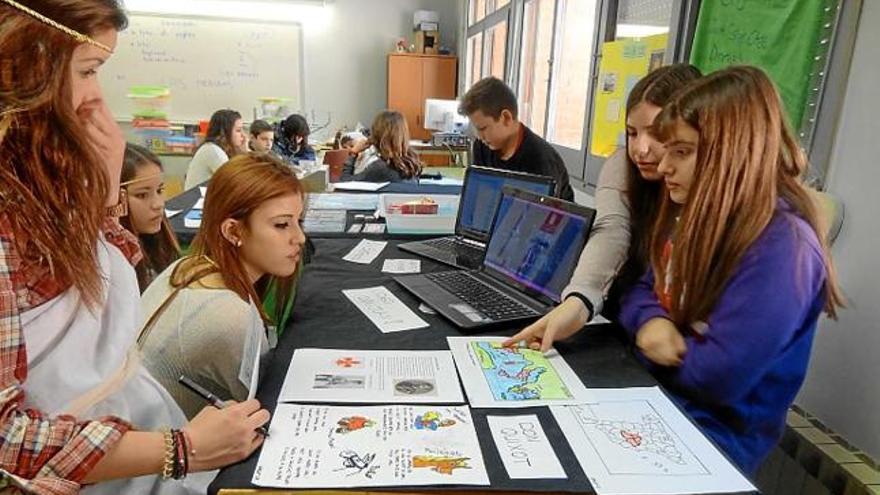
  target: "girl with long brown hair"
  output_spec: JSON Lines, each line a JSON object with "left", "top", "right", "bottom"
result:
{"left": 121, "top": 143, "right": 181, "bottom": 292}
{"left": 340, "top": 110, "right": 422, "bottom": 182}
{"left": 0, "top": 1, "right": 269, "bottom": 492}
{"left": 184, "top": 108, "right": 246, "bottom": 189}
{"left": 507, "top": 64, "right": 703, "bottom": 351}
{"left": 141, "top": 152, "right": 306, "bottom": 419}
{"left": 620, "top": 66, "right": 844, "bottom": 474}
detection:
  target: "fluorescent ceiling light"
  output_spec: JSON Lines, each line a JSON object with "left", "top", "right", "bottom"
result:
{"left": 124, "top": 0, "right": 330, "bottom": 26}
{"left": 616, "top": 24, "right": 669, "bottom": 38}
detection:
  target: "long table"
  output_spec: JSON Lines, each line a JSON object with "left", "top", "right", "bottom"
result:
{"left": 166, "top": 181, "right": 464, "bottom": 245}
{"left": 208, "top": 237, "right": 658, "bottom": 495}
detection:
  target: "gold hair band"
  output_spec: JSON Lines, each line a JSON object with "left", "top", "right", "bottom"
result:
{"left": 1, "top": 0, "right": 113, "bottom": 53}
{"left": 121, "top": 172, "right": 164, "bottom": 187}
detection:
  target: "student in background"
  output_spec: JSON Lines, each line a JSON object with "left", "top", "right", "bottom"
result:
{"left": 340, "top": 110, "right": 422, "bottom": 183}
{"left": 340, "top": 130, "right": 378, "bottom": 175}
{"left": 506, "top": 64, "right": 703, "bottom": 350}
{"left": 121, "top": 143, "right": 181, "bottom": 292}
{"left": 460, "top": 77, "right": 574, "bottom": 201}
{"left": 249, "top": 119, "right": 275, "bottom": 153}
{"left": 620, "top": 66, "right": 843, "bottom": 474}
{"left": 142, "top": 152, "right": 306, "bottom": 419}
{"left": 273, "top": 113, "right": 316, "bottom": 165}
{"left": 184, "top": 108, "right": 246, "bottom": 189}
{"left": 340, "top": 131, "right": 368, "bottom": 154}
{"left": 0, "top": 1, "right": 268, "bottom": 491}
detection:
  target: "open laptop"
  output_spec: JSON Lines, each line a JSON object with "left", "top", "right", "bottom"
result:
{"left": 394, "top": 186, "right": 596, "bottom": 331}
{"left": 398, "top": 166, "right": 556, "bottom": 269}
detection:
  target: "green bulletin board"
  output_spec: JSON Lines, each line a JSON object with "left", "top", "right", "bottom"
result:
{"left": 689, "top": 0, "right": 834, "bottom": 131}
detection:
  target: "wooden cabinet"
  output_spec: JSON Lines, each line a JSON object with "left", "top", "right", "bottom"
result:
{"left": 387, "top": 53, "right": 457, "bottom": 141}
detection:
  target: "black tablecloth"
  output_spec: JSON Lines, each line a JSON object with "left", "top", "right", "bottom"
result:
{"left": 166, "top": 182, "right": 463, "bottom": 245}
{"left": 208, "top": 238, "right": 657, "bottom": 494}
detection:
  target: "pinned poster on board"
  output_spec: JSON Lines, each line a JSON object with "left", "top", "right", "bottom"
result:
{"left": 589, "top": 34, "right": 668, "bottom": 158}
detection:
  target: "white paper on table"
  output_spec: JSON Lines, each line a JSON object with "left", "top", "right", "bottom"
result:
{"left": 487, "top": 415, "right": 566, "bottom": 479}
{"left": 192, "top": 197, "right": 205, "bottom": 210}
{"left": 308, "top": 193, "right": 380, "bottom": 210}
{"left": 418, "top": 303, "right": 437, "bottom": 315}
{"left": 342, "top": 286, "right": 428, "bottom": 333}
{"left": 199, "top": 186, "right": 207, "bottom": 197}
{"left": 420, "top": 177, "right": 464, "bottom": 186}
{"left": 550, "top": 387, "right": 756, "bottom": 495}
{"left": 382, "top": 259, "right": 421, "bottom": 274}
{"left": 333, "top": 181, "right": 390, "bottom": 192}
{"left": 447, "top": 336, "right": 594, "bottom": 408}
{"left": 164, "top": 209, "right": 183, "bottom": 218}
{"left": 278, "top": 348, "right": 463, "bottom": 404}
{"left": 183, "top": 210, "right": 202, "bottom": 229}
{"left": 343, "top": 239, "right": 387, "bottom": 264}
{"left": 361, "top": 223, "right": 386, "bottom": 234}
{"left": 252, "top": 404, "right": 488, "bottom": 488}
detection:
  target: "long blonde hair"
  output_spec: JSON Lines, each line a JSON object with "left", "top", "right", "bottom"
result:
{"left": 652, "top": 66, "right": 843, "bottom": 325}
{"left": 370, "top": 110, "right": 422, "bottom": 178}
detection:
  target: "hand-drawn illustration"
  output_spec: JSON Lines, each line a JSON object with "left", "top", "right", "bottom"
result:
{"left": 412, "top": 455, "right": 472, "bottom": 475}
{"left": 335, "top": 449, "right": 379, "bottom": 478}
{"left": 471, "top": 342, "right": 573, "bottom": 401}
{"left": 413, "top": 411, "right": 456, "bottom": 431}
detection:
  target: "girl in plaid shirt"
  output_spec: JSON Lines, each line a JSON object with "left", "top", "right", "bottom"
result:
{"left": 1, "top": 1, "right": 270, "bottom": 493}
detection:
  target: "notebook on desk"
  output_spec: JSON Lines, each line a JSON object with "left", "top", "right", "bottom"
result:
{"left": 394, "top": 186, "right": 595, "bottom": 331}
{"left": 398, "top": 166, "right": 556, "bottom": 269}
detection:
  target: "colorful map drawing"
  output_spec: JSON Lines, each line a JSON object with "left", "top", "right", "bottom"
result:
{"left": 412, "top": 455, "right": 471, "bottom": 475}
{"left": 470, "top": 342, "right": 573, "bottom": 401}
{"left": 568, "top": 402, "right": 709, "bottom": 476}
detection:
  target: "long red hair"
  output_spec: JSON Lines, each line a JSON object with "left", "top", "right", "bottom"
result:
{"left": 0, "top": 0, "right": 127, "bottom": 307}
{"left": 652, "top": 66, "right": 843, "bottom": 326}
{"left": 171, "top": 152, "right": 303, "bottom": 324}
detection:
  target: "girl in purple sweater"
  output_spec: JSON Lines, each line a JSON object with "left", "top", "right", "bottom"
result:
{"left": 620, "top": 66, "right": 844, "bottom": 474}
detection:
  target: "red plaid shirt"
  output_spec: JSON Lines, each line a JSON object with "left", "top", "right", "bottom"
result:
{"left": 0, "top": 216, "right": 142, "bottom": 494}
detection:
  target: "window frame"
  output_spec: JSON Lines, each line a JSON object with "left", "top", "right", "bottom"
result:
{"left": 463, "top": 0, "right": 855, "bottom": 192}
{"left": 465, "top": 1, "right": 514, "bottom": 88}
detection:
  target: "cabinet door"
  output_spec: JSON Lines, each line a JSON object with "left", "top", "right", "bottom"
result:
{"left": 387, "top": 55, "right": 424, "bottom": 140}
{"left": 421, "top": 57, "right": 457, "bottom": 101}
{"left": 416, "top": 57, "right": 457, "bottom": 140}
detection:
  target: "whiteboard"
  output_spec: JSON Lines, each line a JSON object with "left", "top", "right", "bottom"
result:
{"left": 100, "top": 13, "right": 303, "bottom": 123}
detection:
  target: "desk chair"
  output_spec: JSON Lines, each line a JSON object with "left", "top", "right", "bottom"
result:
{"left": 323, "top": 149, "right": 350, "bottom": 182}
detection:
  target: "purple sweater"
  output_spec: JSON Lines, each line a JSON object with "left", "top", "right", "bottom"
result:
{"left": 620, "top": 202, "right": 828, "bottom": 474}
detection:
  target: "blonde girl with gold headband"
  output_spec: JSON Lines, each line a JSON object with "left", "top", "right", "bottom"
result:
{"left": 121, "top": 143, "right": 182, "bottom": 292}
{"left": 0, "top": 1, "right": 270, "bottom": 493}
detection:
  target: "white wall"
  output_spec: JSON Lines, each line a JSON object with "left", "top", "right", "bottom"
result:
{"left": 796, "top": 0, "right": 880, "bottom": 460}
{"left": 301, "top": 0, "right": 463, "bottom": 141}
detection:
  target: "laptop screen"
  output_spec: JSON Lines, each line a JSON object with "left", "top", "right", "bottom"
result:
{"left": 457, "top": 167, "right": 555, "bottom": 242}
{"left": 482, "top": 190, "right": 592, "bottom": 303}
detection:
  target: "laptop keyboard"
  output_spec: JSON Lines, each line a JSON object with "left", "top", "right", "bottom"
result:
{"left": 423, "top": 237, "right": 484, "bottom": 265}
{"left": 425, "top": 271, "right": 539, "bottom": 321}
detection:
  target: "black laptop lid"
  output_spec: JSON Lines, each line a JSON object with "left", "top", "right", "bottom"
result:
{"left": 480, "top": 186, "right": 596, "bottom": 306}
{"left": 455, "top": 166, "right": 556, "bottom": 243}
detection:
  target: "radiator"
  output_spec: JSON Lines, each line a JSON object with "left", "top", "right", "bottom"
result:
{"left": 755, "top": 405, "right": 879, "bottom": 495}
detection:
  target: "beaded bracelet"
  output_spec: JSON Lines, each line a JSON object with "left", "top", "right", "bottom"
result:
{"left": 160, "top": 429, "right": 175, "bottom": 481}
{"left": 172, "top": 429, "right": 188, "bottom": 479}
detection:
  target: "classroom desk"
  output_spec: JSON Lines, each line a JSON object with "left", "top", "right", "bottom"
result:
{"left": 166, "top": 181, "right": 464, "bottom": 245}
{"left": 208, "top": 237, "right": 659, "bottom": 495}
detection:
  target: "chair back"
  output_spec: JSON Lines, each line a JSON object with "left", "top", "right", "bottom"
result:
{"left": 323, "top": 149, "right": 350, "bottom": 182}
